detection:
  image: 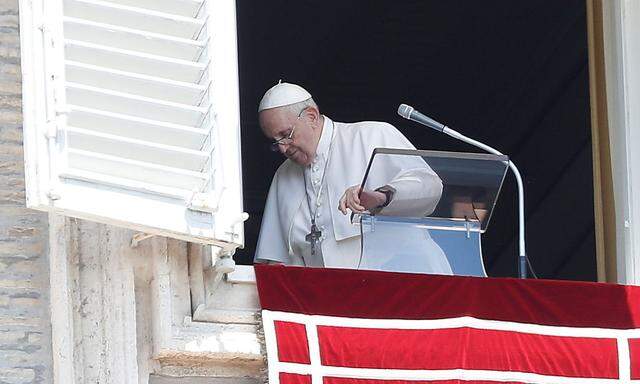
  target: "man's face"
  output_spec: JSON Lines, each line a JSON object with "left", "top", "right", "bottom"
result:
{"left": 260, "top": 107, "right": 319, "bottom": 166}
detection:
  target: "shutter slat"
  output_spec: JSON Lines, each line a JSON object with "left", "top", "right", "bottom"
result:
{"left": 66, "top": 82, "right": 207, "bottom": 126}
{"left": 63, "top": 17, "right": 205, "bottom": 61}
{"left": 64, "top": 0, "right": 204, "bottom": 39}
{"left": 103, "top": 0, "right": 204, "bottom": 18}
{"left": 67, "top": 149, "right": 208, "bottom": 190}
{"left": 60, "top": 168, "right": 192, "bottom": 200}
{"left": 66, "top": 61, "right": 206, "bottom": 105}
{"left": 67, "top": 105, "right": 208, "bottom": 149}
{"left": 67, "top": 126, "right": 209, "bottom": 171}
{"left": 65, "top": 40, "right": 206, "bottom": 82}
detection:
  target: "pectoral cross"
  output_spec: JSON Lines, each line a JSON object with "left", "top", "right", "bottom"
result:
{"left": 305, "top": 223, "right": 322, "bottom": 255}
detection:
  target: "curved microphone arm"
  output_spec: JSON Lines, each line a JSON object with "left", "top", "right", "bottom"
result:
{"left": 443, "top": 128, "right": 527, "bottom": 279}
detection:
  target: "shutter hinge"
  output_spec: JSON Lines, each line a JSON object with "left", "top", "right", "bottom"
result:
{"left": 187, "top": 192, "right": 219, "bottom": 213}
{"left": 223, "top": 212, "right": 249, "bottom": 241}
{"left": 44, "top": 122, "right": 58, "bottom": 140}
{"left": 47, "top": 189, "right": 61, "bottom": 201}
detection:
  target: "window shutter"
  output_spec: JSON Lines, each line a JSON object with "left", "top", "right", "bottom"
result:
{"left": 19, "top": 0, "right": 245, "bottom": 250}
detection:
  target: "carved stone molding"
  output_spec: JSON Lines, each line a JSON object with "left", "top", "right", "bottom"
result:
{"left": 48, "top": 217, "right": 263, "bottom": 383}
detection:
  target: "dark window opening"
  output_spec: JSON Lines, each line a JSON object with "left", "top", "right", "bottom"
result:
{"left": 234, "top": 0, "right": 596, "bottom": 281}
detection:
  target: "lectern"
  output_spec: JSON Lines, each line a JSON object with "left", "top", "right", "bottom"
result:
{"left": 354, "top": 148, "right": 509, "bottom": 277}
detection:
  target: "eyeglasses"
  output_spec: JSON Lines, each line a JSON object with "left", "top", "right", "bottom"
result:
{"left": 270, "top": 125, "right": 296, "bottom": 152}
{"left": 269, "top": 108, "right": 307, "bottom": 152}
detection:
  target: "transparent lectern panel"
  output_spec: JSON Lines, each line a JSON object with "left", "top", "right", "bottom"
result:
{"left": 359, "top": 215, "right": 486, "bottom": 277}
{"left": 360, "top": 149, "right": 509, "bottom": 232}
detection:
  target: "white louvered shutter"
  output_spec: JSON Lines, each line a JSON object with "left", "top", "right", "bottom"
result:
{"left": 19, "top": 0, "right": 245, "bottom": 250}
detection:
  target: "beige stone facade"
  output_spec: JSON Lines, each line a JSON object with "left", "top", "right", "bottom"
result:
{"left": 1, "top": 1, "right": 263, "bottom": 382}
{"left": 1, "top": 0, "right": 53, "bottom": 382}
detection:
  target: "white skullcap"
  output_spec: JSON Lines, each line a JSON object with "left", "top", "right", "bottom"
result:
{"left": 258, "top": 81, "right": 312, "bottom": 112}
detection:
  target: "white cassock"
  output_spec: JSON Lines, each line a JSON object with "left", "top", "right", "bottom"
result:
{"left": 254, "top": 115, "right": 452, "bottom": 275}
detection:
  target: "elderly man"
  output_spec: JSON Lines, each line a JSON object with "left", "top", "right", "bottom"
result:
{"left": 254, "top": 82, "right": 452, "bottom": 274}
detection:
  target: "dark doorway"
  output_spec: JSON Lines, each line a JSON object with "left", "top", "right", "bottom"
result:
{"left": 234, "top": 0, "right": 596, "bottom": 281}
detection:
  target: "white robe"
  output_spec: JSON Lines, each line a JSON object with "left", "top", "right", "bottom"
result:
{"left": 254, "top": 116, "right": 452, "bottom": 274}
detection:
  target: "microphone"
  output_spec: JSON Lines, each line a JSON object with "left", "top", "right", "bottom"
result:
{"left": 398, "top": 103, "right": 529, "bottom": 279}
{"left": 397, "top": 104, "right": 446, "bottom": 132}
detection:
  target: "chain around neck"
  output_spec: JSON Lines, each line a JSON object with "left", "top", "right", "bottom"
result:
{"left": 302, "top": 121, "right": 336, "bottom": 227}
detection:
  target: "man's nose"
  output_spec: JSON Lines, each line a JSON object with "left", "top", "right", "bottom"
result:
{"left": 278, "top": 143, "right": 289, "bottom": 154}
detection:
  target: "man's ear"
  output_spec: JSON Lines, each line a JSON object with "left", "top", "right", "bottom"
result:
{"left": 305, "top": 106, "right": 321, "bottom": 127}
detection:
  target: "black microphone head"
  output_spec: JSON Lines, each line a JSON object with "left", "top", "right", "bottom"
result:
{"left": 397, "top": 104, "right": 414, "bottom": 120}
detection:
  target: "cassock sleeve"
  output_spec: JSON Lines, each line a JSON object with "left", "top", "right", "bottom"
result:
{"left": 363, "top": 123, "right": 443, "bottom": 217}
{"left": 254, "top": 171, "right": 291, "bottom": 264}
{"left": 382, "top": 167, "right": 443, "bottom": 216}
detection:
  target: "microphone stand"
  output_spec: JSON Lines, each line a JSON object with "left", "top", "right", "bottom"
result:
{"left": 444, "top": 128, "right": 527, "bottom": 279}
{"left": 399, "top": 106, "right": 527, "bottom": 278}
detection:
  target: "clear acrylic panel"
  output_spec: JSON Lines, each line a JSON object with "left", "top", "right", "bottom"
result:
{"left": 358, "top": 215, "right": 486, "bottom": 277}
{"left": 358, "top": 148, "right": 509, "bottom": 233}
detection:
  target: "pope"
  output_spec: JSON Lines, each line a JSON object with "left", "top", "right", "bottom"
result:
{"left": 254, "top": 82, "right": 452, "bottom": 274}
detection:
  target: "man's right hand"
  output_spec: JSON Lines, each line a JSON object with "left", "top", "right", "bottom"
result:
{"left": 338, "top": 185, "right": 387, "bottom": 215}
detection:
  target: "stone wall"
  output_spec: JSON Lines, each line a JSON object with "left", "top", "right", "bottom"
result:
{"left": 0, "top": 2, "right": 263, "bottom": 383}
{"left": 0, "top": 0, "right": 53, "bottom": 383}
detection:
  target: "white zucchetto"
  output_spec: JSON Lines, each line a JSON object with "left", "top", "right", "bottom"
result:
{"left": 258, "top": 81, "right": 312, "bottom": 112}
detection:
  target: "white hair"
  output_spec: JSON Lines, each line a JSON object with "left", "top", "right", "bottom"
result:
{"left": 285, "top": 98, "right": 318, "bottom": 116}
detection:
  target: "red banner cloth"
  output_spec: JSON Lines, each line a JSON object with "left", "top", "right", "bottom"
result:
{"left": 255, "top": 265, "right": 640, "bottom": 384}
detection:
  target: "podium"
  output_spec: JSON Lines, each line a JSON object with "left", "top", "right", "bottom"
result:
{"left": 353, "top": 148, "right": 509, "bottom": 277}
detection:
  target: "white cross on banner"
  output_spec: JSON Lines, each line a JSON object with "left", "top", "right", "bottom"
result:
{"left": 255, "top": 265, "right": 640, "bottom": 384}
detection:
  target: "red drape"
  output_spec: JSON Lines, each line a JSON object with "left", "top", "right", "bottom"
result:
{"left": 256, "top": 265, "right": 640, "bottom": 383}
